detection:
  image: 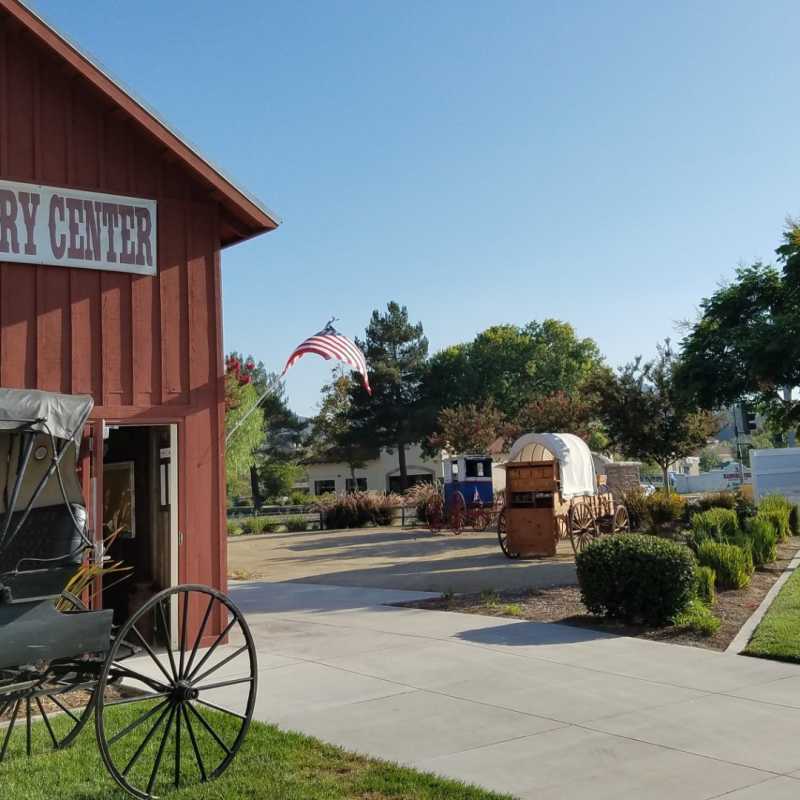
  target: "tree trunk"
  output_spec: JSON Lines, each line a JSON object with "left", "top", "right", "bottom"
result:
{"left": 397, "top": 441, "right": 408, "bottom": 491}
{"left": 249, "top": 464, "right": 262, "bottom": 508}
{"left": 660, "top": 464, "right": 671, "bottom": 494}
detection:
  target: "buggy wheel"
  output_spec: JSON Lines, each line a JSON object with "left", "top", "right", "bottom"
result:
{"left": 471, "top": 505, "right": 492, "bottom": 532}
{"left": 497, "top": 510, "right": 520, "bottom": 559}
{"left": 95, "top": 585, "right": 258, "bottom": 800}
{"left": 568, "top": 503, "right": 598, "bottom": 555}
{"left": 449, "top": 490, "right": 466, "bottom": 535}
{"left": 426, "top": 495, "right": 445, "bottom": 533}
{"left": 613, "top": 505, "right": 630, "bottom": 533}
{"left": 0, "top": 592, "right": 96, "bottom": 763}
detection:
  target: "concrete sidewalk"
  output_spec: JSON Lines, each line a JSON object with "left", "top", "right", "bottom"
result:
{"left": 217, "top": 580, "right": 800, "bottom": 800}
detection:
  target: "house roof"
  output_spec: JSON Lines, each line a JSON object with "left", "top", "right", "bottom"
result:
{"left": 0, "top": 0, "right": 280, "bottom": 247}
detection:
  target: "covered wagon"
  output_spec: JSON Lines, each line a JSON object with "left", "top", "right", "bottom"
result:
{"left": 497, "top": 432, "right": 629, "bottom": 558}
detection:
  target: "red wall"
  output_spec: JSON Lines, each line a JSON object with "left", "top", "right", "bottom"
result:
{"left": 0, "top": 22, "right": 228, "bottom": 631}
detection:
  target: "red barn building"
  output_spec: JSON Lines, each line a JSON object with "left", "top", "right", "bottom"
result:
{"left": 0, "top": 0, "right": 278, "bottom": 638}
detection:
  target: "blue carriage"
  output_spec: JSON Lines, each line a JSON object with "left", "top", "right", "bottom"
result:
{"left": 426, "top": 454, "right": 499, "bottom": 533}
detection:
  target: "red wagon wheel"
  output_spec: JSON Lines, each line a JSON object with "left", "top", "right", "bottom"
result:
{"left": 568, "top": 502, "right": 598, "bottom": 555}
{"left": 470, "top": 502, "right": 492, "bottom": 532}
{"left": 496, "top": 509, "right": 520, "bottom": 559}
{"left": 449, "top": 490, "right": 466, "bottom": 535}
{"left": 425, "top": 495, "right": 445, "bottom": 534}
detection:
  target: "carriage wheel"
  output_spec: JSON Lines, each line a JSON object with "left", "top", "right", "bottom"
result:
{"left": 95, "top": 585, "right": 258, "bottom": 800}
{"left": 425, "top": 495, "right": 445, "bottom": 533}
{"left": 0, "top": 592, "right": 96, "bottom": 764}
{"left": 471, "top": 504, "right": 492, "bottom": 532}
{"left": 612, "top": 505, "right": 631, "bottom": 533}
{"left": 449, "top": 490, "right": 466, "bottom": 535}
{"left": 568, "top": 503, "right": 599, "bottom": 555}
{"left": 497, "top": 510, "right": 520, "bottom": 559}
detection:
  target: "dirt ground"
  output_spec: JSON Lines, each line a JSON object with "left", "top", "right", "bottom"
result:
{"left": 227, "top": 525, "right": 577, "bottom": 593}
{"left": 400, "top": 536, "right": 800, "bottom": 652}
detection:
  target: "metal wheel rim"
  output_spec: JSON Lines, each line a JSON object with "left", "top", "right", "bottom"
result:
{"left": 95, "top": 584, "right": 258, "bottom": 800}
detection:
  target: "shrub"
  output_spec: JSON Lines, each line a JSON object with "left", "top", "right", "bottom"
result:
{"left": 227, "top": 519, "right": 243, "bottom": 536}
{"left": 621, "top": 487, "right": 648, "bottom": 531}
{"left": 695, "top": 492, "right": 737, "bottom": 512}
{"left": 694, "top": 565, "right": 716, "bottom": 606}
{"left": 289, "top": 490, "right": 313, "bottom": 506}
{"left": 690, "top": 508, "right": 739, "bottom": 544}
{"left": 734, "top": 490, "right": 757, "bottom": 526}
{"left": 645, "top": 490, "right": 686, "bottom": 531}
{"left": 576, "top": 534, "right": 696, "bottom": 625}
{"left": 741, "top": 516, "right": 778, "bottom": 567}
{"left": 316, "top": 492, "right": 372, "bottom": 528}
{"left": 371, "top": 493, "right": 403, "bottom": 526}
{"left": 285, "top": 515, "right": 308, "bottom": 532}
{"left": 696, "top": 540, "right": 753, "bottom": 590}
{"left": 673, "top": 598, "right": 721, "bottom": 636}
{"left": 758, "top": 495, "right": 792, "bottom": 541}
{"left": 405, "top": 482, "right": 441, "bottom": 523}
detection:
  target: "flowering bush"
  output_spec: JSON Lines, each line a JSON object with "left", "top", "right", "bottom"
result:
{"left": 315, "top": 491, "right": 403, "bottom": 529}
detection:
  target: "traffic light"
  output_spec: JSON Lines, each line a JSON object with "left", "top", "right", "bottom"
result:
{"left": 745, "top": 409, "right": 757, "bottom": 432}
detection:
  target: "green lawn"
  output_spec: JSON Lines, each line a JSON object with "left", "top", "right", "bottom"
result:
{"left": 0, "top": 702, "right": 513, "bottom": 800}
{"left": 745, "top": 565, "right": 800, "bottom": 663}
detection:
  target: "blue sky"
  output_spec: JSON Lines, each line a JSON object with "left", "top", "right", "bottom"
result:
{"left": 31, "top": 0, "right": 800, "bottom": 416}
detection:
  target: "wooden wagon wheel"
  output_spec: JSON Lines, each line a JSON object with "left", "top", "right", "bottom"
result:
{"left": 496, "top": 510, "right": 520, "bottom": 559}
{"left": 612, "top": 504, "right": 630, "bottom": 533}
{"left": 449, "top": 490, "right": 466, "bottom": 535}
{"left": 0, "top": 592, "right": 96, "bottom": 764}
{"left": 568, "top": 502, "right": 599, "bottom": 555}
{"left": 471, "top": 502, "right": 492, "bottom": 532}
{"left": 425, "top": 495, "right": 445, "bottom": 534}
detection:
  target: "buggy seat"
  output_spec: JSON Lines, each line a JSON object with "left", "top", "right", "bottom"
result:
{"left": 0, "top": 504, "right": 87, "bottom": 602}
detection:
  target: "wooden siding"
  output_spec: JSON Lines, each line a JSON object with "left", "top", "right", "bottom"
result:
{"left": 0, "top": 21, "right": 228, "bottom": 616}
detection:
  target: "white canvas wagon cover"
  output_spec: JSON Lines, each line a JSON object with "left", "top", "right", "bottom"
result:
{"left": 0, "top": 388, "right": 93, "bottom": 442}
{"left": 505, "top": 432, "right": 597, "bottom": 498}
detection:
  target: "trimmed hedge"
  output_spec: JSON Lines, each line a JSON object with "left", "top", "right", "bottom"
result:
{"left": 696, "top": 540, "right": 753, "bottom": 590}
{"left": 695, "top": 492, "right": 737, "bottom": 512}
{"left": 576, "top": 534, "right": 696, "bottom": 625}
{"left": 646, "top": 491, "right": 687, "bottom": 530}
{"left": 694, "top": 565, "right": 716, "bottom": 606}
{"left": 690, "top": 508, "right": 738, "bottom": 544}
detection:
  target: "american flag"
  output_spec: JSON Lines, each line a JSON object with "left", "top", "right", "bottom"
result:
{"left": 281, "top": 323, "right": 372, "bottom": 395}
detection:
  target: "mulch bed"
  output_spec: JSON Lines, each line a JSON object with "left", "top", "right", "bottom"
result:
{"left": 399, "top": 536, "right": 800, "bottom": 652}
{"left": 1, "top": 683, "right": 126, "bottom": 722}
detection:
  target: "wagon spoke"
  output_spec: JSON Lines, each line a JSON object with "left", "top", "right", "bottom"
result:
{"left": 157, "top": 599, "right": 179, "bottom": 680}
{"left": 147, "top": 704, "right": 176, "bottom": 796}
{"left": 49, "top": 693, "right": 81, "bottom": 724}
{"left": 0, "top": 699, "right": 20, "bottom": 761}
{"left": 187, "top": 702, "right": 231, "bottom": 755}
{"left": 190, "top": 645, "right": 249, "bottom": 686}
{"left": 130, "top": 624, "right": 176, "bottom": 685}
{"left": 121, "top": 701, "right": 172, "bottom": 777}
{"left": 182, "top": 596, "right": 215, "bottom": 679}
{"left": 35, "top": 697, "right": 58, "bottom": 748}
{"left": 178, "top": 590, "right": 190, "bottom": 678}
{"left": 185, "top": 617, "right": 237, "bottom": 683}
{"left": 182, "top": 703, "right": 207, "bottom": 781}
{"left": 107, "top": 664, "right": 170, "bottom": 693}
{"left": 194, "top": 676, "right": 254, "bottom": 693}
{"left": 195, "top": 696, "right": 248, "bottom": 721}
{"left": 107, "top": 698, "right": 170, "bottom": 746}
{"left": 104, "top": 691, "right": 171, "bottom": 707}
{"left": 25, "top": 698, "right": 32, "bottom": 756}
{"left": 174, "top": 700, "right": 182, "bottom": 788}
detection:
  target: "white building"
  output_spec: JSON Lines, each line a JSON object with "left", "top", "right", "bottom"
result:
{"left": 302, "top": 444, "right": 440, "bottom": 495}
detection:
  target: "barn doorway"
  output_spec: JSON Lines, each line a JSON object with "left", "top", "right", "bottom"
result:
{"left": 96, "top": 423, "right": 178, "bottom": 643}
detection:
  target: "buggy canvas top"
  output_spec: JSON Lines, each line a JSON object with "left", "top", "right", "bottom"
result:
{"left": 0, "top": 388, "right": 93, "bottom": 442}
{"left": 505, "top": 432, "right": 597, "bottom": 498}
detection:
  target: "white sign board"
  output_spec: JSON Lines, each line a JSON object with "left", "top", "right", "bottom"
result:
{"left": 0, "top": 179, "right": 157, "bottom": 275}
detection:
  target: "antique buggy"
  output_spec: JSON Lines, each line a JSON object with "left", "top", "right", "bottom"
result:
{"left": 425, "top": 454, "right": 502, "bottom": 534}
{"left": 497, "top": 433, "right": 629, "bottom": 558}
{"left": 0, "top": 388, "right": 257, "bottom": 798}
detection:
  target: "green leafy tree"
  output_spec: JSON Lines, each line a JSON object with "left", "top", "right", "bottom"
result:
{"left": 224, "top": 372, "right": 264, "bottom": 499}
{"left": 678, "top": 222, "right": 800, "bottom": 435}
{"left": 698, "top": 446, "right": 724, "bottom": 473}
{"left": 422, "top": 319, "right": 605, "bottom": 424}
{"left": 426, "top": 399, "right": 506, "bottom": 456}
{"left": 590, "top": 341, "right": 717, "bottom": 491}
{"left": 346, "top": 302, "right": 429, "bottom": 490}
{"left": 307, "top": 368, "right": 374, "bottom": 483}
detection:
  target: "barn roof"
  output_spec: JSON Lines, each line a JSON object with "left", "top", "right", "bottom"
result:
{"left": 0, "top": 0, "right": 280, "bottom": 247}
